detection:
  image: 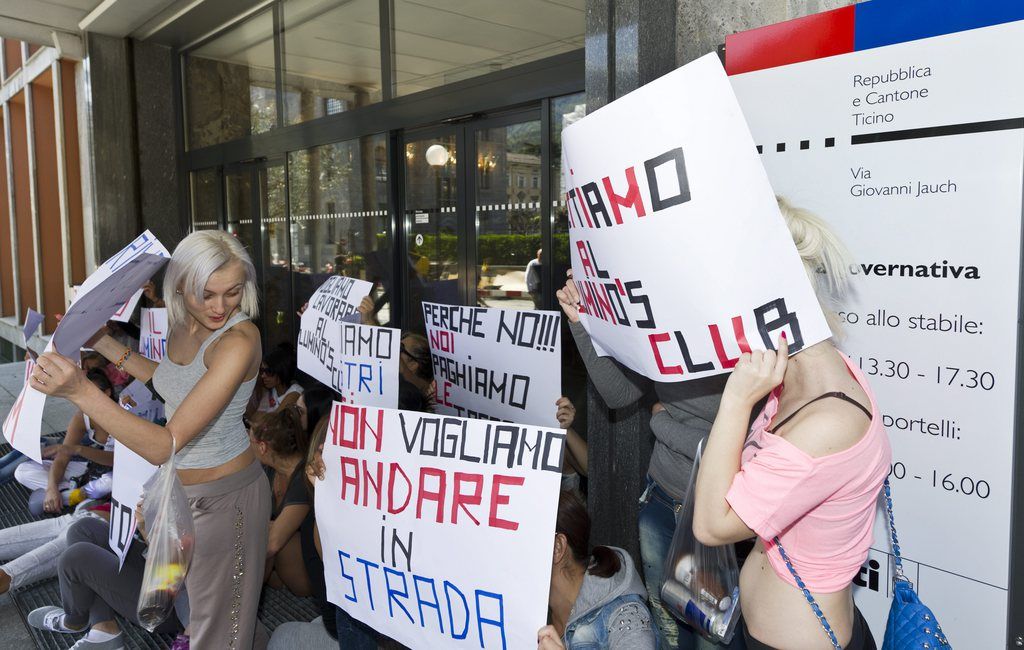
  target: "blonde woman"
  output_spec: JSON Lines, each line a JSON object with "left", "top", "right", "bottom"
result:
{"left": 29, "top": 230, "right": 272, "bottom": 649}
{"left": 693, "top": 199, "right": 891, "bottom": 650}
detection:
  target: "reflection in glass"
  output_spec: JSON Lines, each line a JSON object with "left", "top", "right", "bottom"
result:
{"left": 394, "top": 0, "right": 584, "bottom": 96}
{"left": 551, "top": 93, "right": 586, "bottom": 282}
{"left": 404, "top": 134, "right": 459, "bottom": 332}
{"left": 289, "top": 134, "right": 392, "bottom": 326}
{"left": 191, "top": 168, "right": 220, "bottom": 231}
{"left": 282, "top": 0, "right": 382, "bottom": 126}
{"left": 186, "top": 9, "right": 277, "bottom": 149}
{"left": 260, "top": 164, "right": 292, "bottom": 350}
{"left": 475, "top": 121, "right": 542, "bottom": 311}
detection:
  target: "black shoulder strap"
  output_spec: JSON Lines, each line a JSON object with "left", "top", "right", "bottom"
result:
{"left": 768, "top": 391, "right": 872, "bottom": 433}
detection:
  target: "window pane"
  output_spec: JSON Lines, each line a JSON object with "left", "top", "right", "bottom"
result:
{"left": 282, "top": 0, "right": 382, "bottom": 126}
{"left": 551, "top": 93, "right": 586, "bottom": 281}
{"left": 394, "top": 0, "right": 584, "bottom": 96}
{"left": 191, "top": 168, "right": 220, "bottom": 230}
{"left": 289, "top": 134, "right": 393, "bottom": 326}
{"left": 186, "top": 10, "right": 277, "bottom": 149}
{"left": 475, "top": 120, "right": 542, "bottom": 311}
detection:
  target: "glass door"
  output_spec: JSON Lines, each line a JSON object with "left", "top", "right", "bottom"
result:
{"left": 402, "top": 127, "right": 464, "bottom": 331}
{"left": 470, "top": 112, "right": 543, "bottom": 311}
{"left": 223, "top": 159, "right": 291, "bottom": 351}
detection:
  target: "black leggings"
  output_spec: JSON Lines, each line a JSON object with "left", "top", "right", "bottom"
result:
{"left": 741, "top": 607, "right": 876, "bottom": 650}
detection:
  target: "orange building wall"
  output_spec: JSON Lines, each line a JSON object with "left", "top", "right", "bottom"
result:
{"left": 32, "top": 74, "right": 64, "bottom": 333}
{"left": 3, "top": 41, "right": 21, "bottom": 79}
{"left": 0, "top": 113, "right": 13, "bottom": 317}
{"left": 8, "top": 94, "right": 38, "bottom": 314}
{"left": 61, "top": 60, "right": 85, "bottom": 286}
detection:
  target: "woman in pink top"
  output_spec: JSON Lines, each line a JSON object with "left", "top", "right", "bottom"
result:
{"left": 693, "top": 198, "right": 891, "bottom": 650}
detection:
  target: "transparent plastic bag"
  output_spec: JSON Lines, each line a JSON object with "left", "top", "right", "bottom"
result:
{"left": 136, "top": 442, "right": 195, "bottom": 631}
{"left": 660, "top": 440, "right": 741, "bottom": 644}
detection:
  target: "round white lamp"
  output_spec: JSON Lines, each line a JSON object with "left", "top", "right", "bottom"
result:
{"left": 425, "top": 144, "right": 449, "bottom": 166}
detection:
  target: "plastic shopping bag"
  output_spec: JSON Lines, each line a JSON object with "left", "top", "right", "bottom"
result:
{"left": 660, "top": 440, "right": 741, "bottom": 644}
{"left": 136, "top": 442, "right": 194, "bottom": 631}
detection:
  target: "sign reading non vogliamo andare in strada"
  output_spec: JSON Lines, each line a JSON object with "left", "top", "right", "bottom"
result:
{"left": 561, "top": 53, "right": 831, "bottom": 382}
{"left": 315, "top": 403, "right": 563, "bottom": 649}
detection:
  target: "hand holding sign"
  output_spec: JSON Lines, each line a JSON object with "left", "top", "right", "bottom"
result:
{"left": 30, "top": 351, "right": 90, "bottom": 401}
{"left": 555, "top": 270, "right": 582, "bottom": 324}
{"left": 722, "top": 333, "right": 788, "bottom": 408}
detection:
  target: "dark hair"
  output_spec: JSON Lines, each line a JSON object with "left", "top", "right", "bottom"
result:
{"left": 262, "top": 347, "right": 297, "bottom": 387}
{"left": 401, "top": 334, "right": 433, "bottom": 382}
{"left": 86, "top": 368, "right": 113, "bottom": 396}
{"left": 251, "top": 405, "right": 308, "bottom": 457}
{"left": 556, "top": 490, "right": 620, "bottom": 578}
{"left": 301, "top": 385, "right": 336, "bottom": 438}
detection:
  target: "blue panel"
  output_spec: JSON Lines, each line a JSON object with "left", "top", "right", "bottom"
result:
{"left": 854, "top": 0, "right": 1024, "bottom": 51}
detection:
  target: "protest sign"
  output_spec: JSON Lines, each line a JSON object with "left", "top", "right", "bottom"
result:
{"left": 108, "top": 439, "right": 158, "bottom": 569}
{"left": 560, "top": 53, "right": 831, "bottom": 382}
{"left": 422, "top": 302, "right": 561, "bottom": 427}
{"left": 120, "top": 379, "right": 165, "bottom": 423}
{"left": 316, "top": 404, "right": 563, "bottom": 649}
{"left": 139, "top": 308, "right": 168, "bottom": 362}
{"left": 2, "top": 232, "right": 170, "bottom": 461}
{"left": 299, "top": 319, "right": 401, "bottom": 408}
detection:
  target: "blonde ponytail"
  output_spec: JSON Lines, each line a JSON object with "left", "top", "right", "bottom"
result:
{"left": 776, "top": 196, "right": 851, "bottom": 336}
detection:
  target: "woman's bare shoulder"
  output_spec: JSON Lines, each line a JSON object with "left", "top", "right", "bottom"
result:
{"left": 778, "top": 398, "right": 872, "bottom": 459}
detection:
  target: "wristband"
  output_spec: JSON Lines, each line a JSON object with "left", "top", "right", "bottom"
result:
{"left": 114, "top": 348, "right": 132, "bottom": 370}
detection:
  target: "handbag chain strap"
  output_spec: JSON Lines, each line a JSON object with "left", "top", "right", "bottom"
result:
{"left": 773, "top": 477, "right": 904, "bottom": 650}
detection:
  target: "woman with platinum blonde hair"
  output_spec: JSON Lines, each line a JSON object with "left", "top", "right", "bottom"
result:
{"left": 29, "top": 229, "right": 272, "bottom": 649}
{"left": 692, "top": 198, "right": 890, "bottom": 650}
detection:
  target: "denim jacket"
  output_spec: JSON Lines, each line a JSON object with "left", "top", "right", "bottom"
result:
{"left": 563, "top": 548, "right": 658, "bottom": 650}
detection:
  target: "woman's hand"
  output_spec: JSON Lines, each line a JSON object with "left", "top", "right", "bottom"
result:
{"left": 555, "top": 270, "right": 581, "bottom": 324}
{"left": 358, "top": 295, "right": 380, "bottom": 326}
{"left": 651, "top": 401, "right": 666, "bottom": 415}
{"left": 555, "top": 397, "right": 576, "bottom": 429}
{"left": 537, "top": 625, "right": 565, "bottom": 650}
{"left": 30, "top": 352, "right": 91, "bottom": 402}
{"left": 723, "top": 334, "right": 789, "bottom": 408}
{"left": 43, "top": 486, "right": 63, "bottom": 514}
{"left": 306, "top": 442, "right": 326, "bottom": 482}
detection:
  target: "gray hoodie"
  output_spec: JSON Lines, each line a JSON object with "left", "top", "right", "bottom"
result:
{"left": 564, "top": 547, "right": 657, "bottom": 649}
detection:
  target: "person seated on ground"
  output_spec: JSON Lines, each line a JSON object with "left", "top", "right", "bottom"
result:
{"left": 250, "top": 405, "right": 312, "bottom": 597}
{"left": 247, "top": 345, "right": 303, "bottom": 425}
{"left": 296, "top": 384, "right": 336, "bottom": 436}
{"left": 538, "top": 490, "right": 656, "bottom": 650}
{"left": 27, "top": 500, "right": 185, "bottom": 649}
{"left": 15, "top": 369, "right": 116, "bottom": 514}
{"left": 269, "top": 414, "right": 338, "bottom": 650}
{"left": 555, "top": 397, "right": 588, "bottom": 496}
{"left": 0, "top": 498, "right": 111, "bottom": 595}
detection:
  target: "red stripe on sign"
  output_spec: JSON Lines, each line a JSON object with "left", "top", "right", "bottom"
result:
{"left": 725, "top": 6, "right": 855, "bottom": 75}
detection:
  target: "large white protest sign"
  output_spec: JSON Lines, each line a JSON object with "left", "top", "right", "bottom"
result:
{"left": 120, "top": 379, "right": 165, "bottom": 423}
{"left": 108, "top": 439, "right": 158, "bottom": 569}
{"left": 139, "top": 307, "right": 168, "bottom": 362}
{"left": 2, "top": 232, "right": 170, "bottom": 461}
{"left": 422, "top": 302, "right": 561, "bottom": 427}
{"left": 561, "top": 53, "right": 830, "bottom": 382}
{"left": 316, "top": 403, "right": 563, "bottom": 649}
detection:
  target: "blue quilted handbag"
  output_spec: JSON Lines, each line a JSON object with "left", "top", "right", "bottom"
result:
{"left": 774, "top": 478, "right": 950, "bottom": 649}
{"left": 880, "top": 479, "right": 949, "bottom": 649}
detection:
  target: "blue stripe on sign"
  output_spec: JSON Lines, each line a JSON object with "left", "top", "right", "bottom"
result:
{"left": 854, "top": 0, "right": 1024, "bottom": 51}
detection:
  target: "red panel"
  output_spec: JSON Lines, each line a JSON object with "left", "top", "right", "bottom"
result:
{"left": 725, "top": 6, "right": 856, "bottom": 76}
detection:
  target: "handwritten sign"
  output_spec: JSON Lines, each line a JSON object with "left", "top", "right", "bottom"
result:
{"left": 422, "top": 303, "right": 561, "bottom": 427}
{"left": 108, "top": 439, "right": 158, "bottom": 569}
{"left": 316, "top": 404, "right": 563, "bottom": 649}
{"left": 23, "top": 309, "right": 44, "bottom": 360}
{"left": 120, "top": 380, "right": 165, "bottom": 423}
{"left": 561, "top": 54, "right": 830, "bottom": 382}
{"left": 139, "top": 308, "right": 168, "bottom": 362}
{"left": 2, "top": 232, "right": 170, "bottom": 461}
{"left": 299, "top": 319, "right": 401, "bottom": 408}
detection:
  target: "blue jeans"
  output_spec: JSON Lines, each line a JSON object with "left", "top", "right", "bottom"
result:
{"left": 0, "top": 449, "right": 29, "bottom": 486}
{"left": 335, "top": 606, "right": 378, "bottom": 650}
{"left": 639, "top": 476, "right": 695, "bottom": 650}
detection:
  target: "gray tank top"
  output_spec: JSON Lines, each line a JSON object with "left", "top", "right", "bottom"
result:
{"left": 152, "top": 312, "right": 257, "bottom": 469}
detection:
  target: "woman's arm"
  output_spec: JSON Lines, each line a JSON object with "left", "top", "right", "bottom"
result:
{"left": 268, "top": 504, "right": 310, "bottom": 557}
{"left": 92, "top": 335, "right": 159, "bottom": 384}
{"left": 693, "top": 338, "right": 787, "bottom": 546}
{"left": 62, "top": 445, "right": 113, "bottom": 467}
{"left": 46, "top": 412, "right": 87, "bottom": 490}
{"left": 33, "top": 331, "right": 258, "bottom": 466}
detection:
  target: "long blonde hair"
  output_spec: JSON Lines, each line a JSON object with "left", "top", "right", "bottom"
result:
{"left": 777, "top": 196, "right": 851, "bottom": 336}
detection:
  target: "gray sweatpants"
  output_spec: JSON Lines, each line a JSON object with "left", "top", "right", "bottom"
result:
{"left": 58, "top": 516, "right": 182, "bottom": 633}
{"left": 184, "top": 459, "right": 271, "bottom": 650}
